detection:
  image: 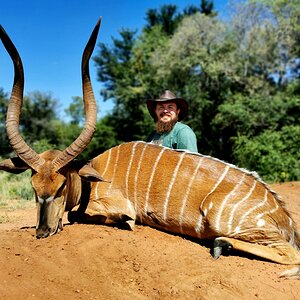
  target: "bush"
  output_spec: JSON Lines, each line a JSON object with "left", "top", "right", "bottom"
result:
{"left": 0, "top": 170, "right": 34, "bottom": 210}
{"left": 232, "top": 126, "right": 300, "bottom": 182}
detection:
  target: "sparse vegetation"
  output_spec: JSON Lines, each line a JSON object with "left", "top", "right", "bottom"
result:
{"left": 0, "top": 211, "right": 9, "bottom": 224}
{"left": 0, "top": 169, "right": 34, "bottom": 218}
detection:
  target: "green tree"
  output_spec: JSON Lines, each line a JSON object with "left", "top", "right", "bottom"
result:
{"left": 145, "top": 4, "right": 181, "bottom": 35}
{"left": 92, "top": 0, "right": 300, "bottom": 182}
{"left": 199, "top": 0, "right": 216, "bottom": 16}
{"left": 93, "top": 3, "right": 218, "bottom": 144}
{"left": 250, "top": 0, "right": 300, "bottom": 80}
{"left": 0, "top": 88, "right": 10, "bottom": 156}
{"left": 151, "top": 13, "right": 235, "bottom": 157}
{"left": 51, "top": 119, "right": 81, "bottom": 150}
{"left": 94, "top": 25, "right": 154, "bottom": 142}
{"left": 214, "top": 93, "right": 300, "bottom": 137}
{"left": 94, "top": 28, "right": 137, "bottom": 102}
{"left": 20, "top": 91, "right": 59, "bottom": 147}
{"left": 63, "top": 97, "right": 118, "bottom": 159}
{"left": 81, "top": 116, "right": 119, "bottom": 160}
{"left": 233, "top": 126, "right": 300, "bottom": 182}
{"left": 64, "top": 96, "right": 85, "bottom": 125}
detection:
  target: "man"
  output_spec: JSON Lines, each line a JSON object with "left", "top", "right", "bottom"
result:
{"left": 146, "top": 90, "right": 198, "bottom": 152}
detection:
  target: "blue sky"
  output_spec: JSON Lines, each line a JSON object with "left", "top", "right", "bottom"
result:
{"left": 0, "top": 0, "right": 230, "bottom": 119}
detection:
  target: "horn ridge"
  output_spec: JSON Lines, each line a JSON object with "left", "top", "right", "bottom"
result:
{"left": 0, "top": 25, "right": 45, "bottom": 170}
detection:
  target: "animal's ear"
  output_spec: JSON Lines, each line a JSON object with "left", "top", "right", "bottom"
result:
{"left": 78, "top": 164, "right": 105, "bottom": 182}
{"left": 0, "top": 157, "right": 30, "bottom": 174}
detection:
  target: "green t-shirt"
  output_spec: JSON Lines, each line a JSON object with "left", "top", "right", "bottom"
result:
{"left": 149, "top": 122, "right": 198, "bottom": 153}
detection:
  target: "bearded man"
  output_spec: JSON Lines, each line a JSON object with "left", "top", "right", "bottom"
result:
{"left": 146, "top": 90, "right": 198, "bottom": 152}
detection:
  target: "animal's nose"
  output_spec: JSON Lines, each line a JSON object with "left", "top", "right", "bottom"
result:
{"left": 36, "top": 226, "right": 51, "bottom": 239}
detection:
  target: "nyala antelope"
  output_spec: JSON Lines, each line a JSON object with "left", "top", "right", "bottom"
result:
{"left": 0, "top": 19, "right": 300, "bottom": 279}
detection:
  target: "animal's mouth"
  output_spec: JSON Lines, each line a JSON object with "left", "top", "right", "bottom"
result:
{"left": 36, "top": 219, "right": 62, "bottom": 239}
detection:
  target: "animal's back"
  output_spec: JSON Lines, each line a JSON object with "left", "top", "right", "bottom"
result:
{"left": 91, "top": 141, "right": 300, "bottom": 250}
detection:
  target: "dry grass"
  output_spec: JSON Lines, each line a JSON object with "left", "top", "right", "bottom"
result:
{"left": 0, "top": 170, "right": 34, "bottom": 223}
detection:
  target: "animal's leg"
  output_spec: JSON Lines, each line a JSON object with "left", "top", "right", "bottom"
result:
{"left": 213, "top": 236, "right": 300, "bottom": 265}
{"left": 69, "top": 191, "right": 136, "bottom": 230}
{"left": 67, "top": 205, "right": 80, "bottom": 224}
{"left": 67, "top": 180, "right": 90, "bottom": 223}
{"left": 213, "top": 238, "right": 233, "bottom": 259}
{"left": 279, "top": 267, "right": 300, "bottom": 278}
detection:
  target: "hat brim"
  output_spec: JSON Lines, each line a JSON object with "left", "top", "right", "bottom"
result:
{"left": 146, "top": 97, "right": 188, "bottom": 121}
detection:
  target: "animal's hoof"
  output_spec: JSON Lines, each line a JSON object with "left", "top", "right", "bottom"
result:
{"left": 213, "top": 238, "right": 233, "bottom": 259}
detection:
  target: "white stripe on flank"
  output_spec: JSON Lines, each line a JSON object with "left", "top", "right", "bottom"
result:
{"left": 96, "top": 148, "right": 112, "bottom": 200}
{"left": 227, "top": 180, "right": 257, "bottom": 235}
{"left": 94, "top": 181, "right": 99, "bottom": 200}
{"left": 109, "top": 145, "right": 121, "bottom": 190}
{"left": 214, "top": 173, "right": 246, "bottom": 233}
{"left": 255, "top": 192, "right": 279, "bottom": 220}
{"left": 163, "top": 152, "right": 186, "bottom": 222}
{"left": 101, "top": 148, "right": 112, "bottom": 177}
{"left": 234, "top": 189, "right": 268, "bottom": 233}
{"left": 179, "top": 157, "right": 204, "bottom": 233}
{"left": 195, "top": 165, "right": 230, "bottom": 234}
{"left": 134, "top": 143, "right": 148, "bottom": 211}
{"left": 144, "top": 147, "right": 165, "bottom": 212}
{"left": 125, "top": 142, "right": 138, "bottom": 199}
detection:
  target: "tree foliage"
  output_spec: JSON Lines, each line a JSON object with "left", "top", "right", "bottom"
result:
{"left": 0, "top": 88, "right": 10, "bottom": 155}
{"left": 20, "top": 91, "right": 59, "bottom": 146}
{"left": 0, "top": 0, "right": 299, "bottom": 183}
{"left": 92, "top": 0, "right": 300, "bottom": 182}
{"left": 233, "top": 126, "right": 300, "bottom": 182}
{"left": 64, "top": 96, "right": 85, "bottom": 125}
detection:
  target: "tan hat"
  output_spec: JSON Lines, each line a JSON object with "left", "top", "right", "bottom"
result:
{"left": 146, "top": 90, "right": 188, "bottom": 121}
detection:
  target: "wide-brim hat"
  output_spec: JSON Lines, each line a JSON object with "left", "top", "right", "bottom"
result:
{"left": 146, "top": 90, "right": 188, "bottom": 121}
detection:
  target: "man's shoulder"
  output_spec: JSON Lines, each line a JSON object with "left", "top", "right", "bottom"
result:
{"left": 174, "top": 122, "right": 194, "bottom": 132}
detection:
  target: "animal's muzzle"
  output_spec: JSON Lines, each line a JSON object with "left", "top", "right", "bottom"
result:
{"left": 36, "top": 218, "right": 63, "bottom": 239}
{"left": 36, "top": 226, "right": 52, "bottom": 239}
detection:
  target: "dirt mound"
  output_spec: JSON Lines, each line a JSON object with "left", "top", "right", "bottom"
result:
{"left": 0, "top": 182, "right": 300, "bottom": 299}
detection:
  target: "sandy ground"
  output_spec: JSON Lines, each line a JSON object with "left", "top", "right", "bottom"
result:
{"left": 0, "top": 182, "right": 300, "bottom": 300}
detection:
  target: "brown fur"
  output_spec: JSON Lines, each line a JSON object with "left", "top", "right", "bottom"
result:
{"left": 71, "top": 142, "right": 300, "bottom": 278}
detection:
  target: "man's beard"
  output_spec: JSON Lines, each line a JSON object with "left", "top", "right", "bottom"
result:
{"left": 155, "top": 116, "right": 178, "bottom": 134}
